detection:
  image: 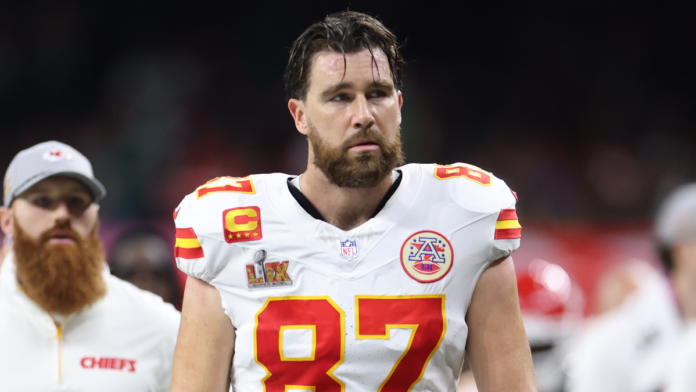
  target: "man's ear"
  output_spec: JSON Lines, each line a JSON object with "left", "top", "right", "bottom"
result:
{"left": 288, "top": 99, "right": 309, "bottom": 136}
{"left": 0, "top": 207, "right": 14, "bottom": 237}
{"left": 397, "top": 90, "right": 403, "bottom": 125}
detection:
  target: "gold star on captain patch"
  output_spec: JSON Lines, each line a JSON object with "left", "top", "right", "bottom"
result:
{"left": 253, "top": 232, "right": 258, "bottom": 236}
{"left": 237, "top": 233, "right": 242, "bottom": 238}
{"left": 245, "top": 233, "right": 250, "bottom": 237}
{"left": 228, "top": 234, "right": 233, "bottom": 239}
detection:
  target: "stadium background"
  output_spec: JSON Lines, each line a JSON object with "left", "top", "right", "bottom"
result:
{"left": 0, "top": 1, "right": 694, "bottom": 314}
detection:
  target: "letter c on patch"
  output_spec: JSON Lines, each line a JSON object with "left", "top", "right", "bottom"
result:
{"left": 225, "top": 208, "right": 259, "bottom": 232}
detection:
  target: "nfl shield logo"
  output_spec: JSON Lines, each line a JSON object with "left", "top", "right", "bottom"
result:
{"left": 340, "top": 239, "right": 358, "bottom": 260}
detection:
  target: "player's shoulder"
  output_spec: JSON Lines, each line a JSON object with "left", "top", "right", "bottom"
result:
{"left": 403, "top": 162, "right": 518, "bottom": 214}
{"left": 174, "top": 173, "right": 287, "bottom": 240}
{"left": 176, "top": 173, "right": 276, "bottom": 209}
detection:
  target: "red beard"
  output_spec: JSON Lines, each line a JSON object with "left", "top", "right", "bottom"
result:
{"left": 12, "top": 219, "right": 106, "bottom": 315}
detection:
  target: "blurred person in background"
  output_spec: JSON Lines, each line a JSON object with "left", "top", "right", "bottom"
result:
{"left": 460, "top": 259, "right": 583, "bottom": 392}
{"left": 660, "top": 185, "right": 696, "bottom": 392}
{"left": 517, "top": 260, "right": 583, "bottom": 392}
{"left": 109, "top": 226, "right": 183, "bottom": 309}
{"left": 170, "top": 11, "right": 535, "bottom": 392}
{"left": 567, "top": 183, "right": 696, "bottom": 392}
{"left": 0, "top": 141, "right": 180, "bottom": 391}
{"left": 593, "top": 259, "right": 657, "bottom": 315}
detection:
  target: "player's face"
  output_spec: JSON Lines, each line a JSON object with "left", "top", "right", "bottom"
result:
{"left": 289, "top": 48, "right": 404, "bottom": 187}
{"left": 4, "top": 176, "right": 99, "bottom": 242}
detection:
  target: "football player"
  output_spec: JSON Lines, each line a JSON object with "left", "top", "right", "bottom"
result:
{"left": 170, "top": 11, "right": 535, "bottom": 392}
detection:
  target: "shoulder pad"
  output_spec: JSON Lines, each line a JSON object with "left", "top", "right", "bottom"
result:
{"left": 425, "top": 163, "right": 517, "bottom": 214}
{"left": 173, "top": 174, "right": 264, "bottom": 281}
{"left": 422, "top": 163, "right": 521, "bottom": 261}
{"left": 193, "top": 175, "right": 256, "bottom": 199}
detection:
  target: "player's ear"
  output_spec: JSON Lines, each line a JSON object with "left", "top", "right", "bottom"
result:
{"left": 397, "top": 90, "right": 403, "bottom": 125}
{"left": 0, "top": 206, "right": 14, "bottom": 237}
{"left": 288, "top": 99, "right": 309, "bottom": 136}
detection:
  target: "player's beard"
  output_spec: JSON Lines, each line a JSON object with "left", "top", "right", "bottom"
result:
{"left": 308, "top": 122, "right": 405, "bottom": 188}
{"left": 12, "top": 218, "right": 107, "bottom": 315}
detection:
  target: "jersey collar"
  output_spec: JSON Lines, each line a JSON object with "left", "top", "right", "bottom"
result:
{"left": 285, "top": 170, "right": 403, "bottom": 223}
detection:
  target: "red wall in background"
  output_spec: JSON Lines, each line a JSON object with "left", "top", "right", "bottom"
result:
{"left": 514, "top": 223, "right": 658, "bottom": 316}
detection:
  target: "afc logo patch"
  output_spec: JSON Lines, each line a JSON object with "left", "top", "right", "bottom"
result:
{"left": 400, "top": 230, "right": 454, "bottom": 283}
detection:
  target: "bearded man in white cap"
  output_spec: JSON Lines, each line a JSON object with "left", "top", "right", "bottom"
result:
{"left": 0, "top": 141, "right": 180, "bottom": 392}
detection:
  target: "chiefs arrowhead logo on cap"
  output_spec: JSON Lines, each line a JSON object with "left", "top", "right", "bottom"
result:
{"left": 223, "top": 206, "right": 262, "bottom": 243}
{"left": 42, "top": 149, "right": 73, "bottom": 162}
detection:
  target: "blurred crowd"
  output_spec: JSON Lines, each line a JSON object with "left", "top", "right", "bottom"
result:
{"left": 1, "top": 1, "right": 695, "bottom": 223}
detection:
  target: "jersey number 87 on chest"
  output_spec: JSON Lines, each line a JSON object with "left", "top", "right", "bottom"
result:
{"left": 254, "top": 295, "right": 446, "bottom": 392}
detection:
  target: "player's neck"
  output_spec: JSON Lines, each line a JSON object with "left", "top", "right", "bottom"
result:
{"left": 673, "top": 271, "right": 696, "bottom": 319}
{"left": 299, "top": 166, "right": 393, "bottom": 231}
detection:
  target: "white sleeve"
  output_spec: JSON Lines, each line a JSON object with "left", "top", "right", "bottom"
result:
{"left": 441, "top": 162, "right": 521, "bottom": 264}
{"left": 489, "top": 179, "right": 521, "bottom": 262}
{"left": 173, "top": 194, "right": 231, "bottom": 283}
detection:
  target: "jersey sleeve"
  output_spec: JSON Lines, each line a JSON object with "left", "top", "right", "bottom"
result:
{"left": 435, "top": 162, "right": 521, "bottom": 263}
{"left": 173, "top": 193, "right": 235, "bottom": 283}
{"left": 489, "top": 178, "right": 521, "bottom": 262}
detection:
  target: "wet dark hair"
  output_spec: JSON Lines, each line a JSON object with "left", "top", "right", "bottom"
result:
{"left": 284, "top": 11, "right": 404, "bottom": 101}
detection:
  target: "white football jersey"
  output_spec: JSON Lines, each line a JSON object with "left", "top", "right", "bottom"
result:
{"left": 174, "top": 163, "right": 521, "bottom": 392}
{"left": 665, "top": 322, "right": 696, "bottom": 392}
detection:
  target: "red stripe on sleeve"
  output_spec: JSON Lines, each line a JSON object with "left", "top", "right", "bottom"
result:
{"left": 497, "top": 209, "right": 518, "bottom": 221}
{"left": 495, "top": 228, "right": 522, "bottom": 240}
{"left": 174, "top": 246, "right": 205, "bottom": 259}
{"left": 175, "top": 227, "right": 197, "bottom": 239}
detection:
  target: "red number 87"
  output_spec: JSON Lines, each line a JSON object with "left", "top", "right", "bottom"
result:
{"left": 254, "top": 295, "right": 446, "bottom": 392}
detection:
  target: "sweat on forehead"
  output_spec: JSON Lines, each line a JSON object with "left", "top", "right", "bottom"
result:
{"left": 309, "top": 49, "right": 393, "bottom": 88}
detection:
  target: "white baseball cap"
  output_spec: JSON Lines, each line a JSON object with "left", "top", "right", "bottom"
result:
{"left": 3, "top": 141, "right": 106, "bottom": 208}
{"left": 655, "top": 183, "right": 696, "bottom": 246}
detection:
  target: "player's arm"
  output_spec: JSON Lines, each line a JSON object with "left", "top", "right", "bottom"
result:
{"left": 465, "top": 256, "right": 536, "bottom": 392}
{"left": 170, "top": 276, "right": 234, "bottom": 392}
